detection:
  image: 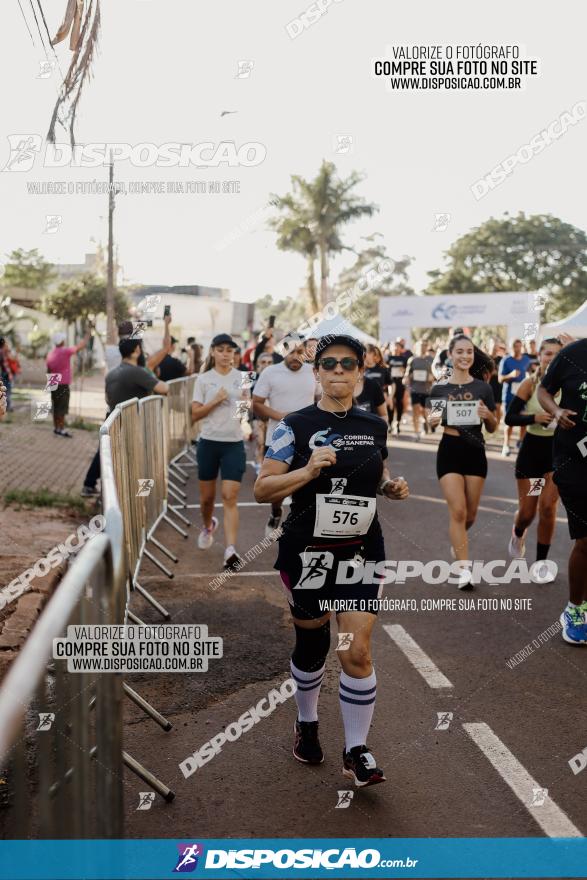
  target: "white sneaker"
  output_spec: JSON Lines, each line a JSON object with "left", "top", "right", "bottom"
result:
{"left": 501, "top": 444, "right": 511, "bottom": 457}
{"left": 223, "top": 546, "right": 244, "bottom": 571}
{"left": 457, "top": 569, "right": 474, "bottom": 590}
{"left": 508, "top": 526, "right": 526, "bottom": 558}
{"left": 530, "top": 561, "right": 556, "bottom": 584}
{"left": 198, "top": 516, "right": 218, "bottom": 550}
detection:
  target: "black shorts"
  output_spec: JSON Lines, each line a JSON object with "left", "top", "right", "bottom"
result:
{"left": 436, "top": 433, "right": 487, "bottom": 480}
{"left": 196, "top": 438, "right": 246, "bottom": 482}
{"left": 553, "top": 461, "right": 587, "bottom": 540}
{"left": 410, "top": 392, "right": 428, "bottom": 407}
{"left": 51, "top": 384, "right": 70, "bottom": 418}
{"left": 275, "top": 531, "right": 385, "bottom": 620}
{"left": 515, "top": 432, "right": 554, "bottom": 479}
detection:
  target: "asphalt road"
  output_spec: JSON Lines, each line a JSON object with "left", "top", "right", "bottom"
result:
{"left": 122, "top": 427, "right": 587, "bottom": 846}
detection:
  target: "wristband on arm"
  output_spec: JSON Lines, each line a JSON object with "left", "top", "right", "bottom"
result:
{"left": 504, "top": 394, "right": 535, "bottom": 427}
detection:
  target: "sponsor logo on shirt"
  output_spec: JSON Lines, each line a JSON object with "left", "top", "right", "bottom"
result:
{"left": 309, "top": 429, "right": 343, "bottom": 449}
{"left": 308, "top": 429, "right": 375, "bottom": 451}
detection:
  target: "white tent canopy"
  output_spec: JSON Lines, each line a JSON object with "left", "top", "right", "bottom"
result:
{"left": 542, "top": 301, "right": 587, "bottom": 338}
{"left": 309, "top": 315, "right": 378, "bottom": 345}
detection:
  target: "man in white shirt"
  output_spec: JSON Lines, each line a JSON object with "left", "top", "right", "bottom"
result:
{"left": 253, "top": 339, "right": 316, "bottom": 535}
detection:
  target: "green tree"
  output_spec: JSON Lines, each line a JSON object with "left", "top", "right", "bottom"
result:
{"left": 334, "top": 240, "right": 414, "bottom": 339}
{"left": 0, "top": 295, "right": 18, "bottom": 345}
{"left": 254, "top": 293, "right": 308, "bottom": 333}
{"left": 425, "top": 213, "right": 587, "bottom": 320}
{"left": 270, "top": 161, "right": 378, "bottom": 310}
{"left": 43, "top": 275, "right": 130, "bottom": 328}
{"left": 2, "top": 248, "right": 56, "bottom": 292}
{"left": 268, "top": 204, "right": 320, "bottom": 313}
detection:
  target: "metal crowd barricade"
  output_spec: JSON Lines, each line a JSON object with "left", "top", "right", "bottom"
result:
{"left": 101, "top": 411, "right": 175, "bottom": 799}
{"left": 0, "top": 533, "right": 122, "bottom": 838}
{"left": 99, "top": 380, "right": 196, "bottom": 620}
{"left": 101, "top": 400, "right": 146, "bottom": 587}
{"left": 165, "top": 376, "right": 197, "bottom": 521}
{"left": 137, "top": 395, "right": 181, "bottom": 584}
{"left": 102, "top": 399, "right": 169, "bottom": 621}
{"left": 0, "top": 485, "right": 126, "bottom": 837}
{"left": 166, "top": 378, "right": 187, "bottom": 463}
{"left": 0, "top": 381, "right": 194, "bottom": 837}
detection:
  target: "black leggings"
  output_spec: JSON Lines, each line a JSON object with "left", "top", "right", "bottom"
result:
{"left": 392, "top": 382, "right": 404, "bottom": 423}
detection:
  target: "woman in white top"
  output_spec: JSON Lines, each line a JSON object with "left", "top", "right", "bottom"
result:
{"left": 191, "top": 334, "right": 247, "bottom": 570}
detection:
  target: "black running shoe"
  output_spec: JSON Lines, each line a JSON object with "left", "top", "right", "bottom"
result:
{"left": 293, "top": 719, "right": 324, "bottom": 764}
{"left": 223, "top": 550, "right": 244, "bottom": 572}
{"left": 342, "top": 745, "right": 386, "bottom": 787}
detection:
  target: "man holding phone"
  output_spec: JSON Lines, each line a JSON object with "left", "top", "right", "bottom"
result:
{"left": 253, "top": 317, "right": 284, "bottom": 369}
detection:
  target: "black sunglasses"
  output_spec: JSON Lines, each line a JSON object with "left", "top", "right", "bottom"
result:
{"left": 317, "top": 356, "right": 360, "bottom": 371}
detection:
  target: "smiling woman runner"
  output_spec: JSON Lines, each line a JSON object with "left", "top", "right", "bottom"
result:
{"left": 254, "top": 334, "right": 409, "bottom": 788}
{"left": 427, "top": 335, "right": 497, "bottom": 589}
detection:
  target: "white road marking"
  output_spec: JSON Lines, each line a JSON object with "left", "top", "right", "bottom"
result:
{"left": 180, "top": 502, "right": 268, "bottom": 508}
{"left": 463, "top": 722, "right": 583, "bottom": 838}
{"left": 382, "top": 624, "right": 453, "bottom": 689}
{"left": 189, "top": 571, "right": 279, "bottom": 578}
{"left": 409, "top": 494, "right": 567, "bottom": 523}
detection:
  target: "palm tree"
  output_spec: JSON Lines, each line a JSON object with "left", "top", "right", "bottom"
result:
{"left": 268, "top": 194, "right": 319, "bottom": 313}
{"left": 270, "top": 161, "right": 378, "bottom": 309}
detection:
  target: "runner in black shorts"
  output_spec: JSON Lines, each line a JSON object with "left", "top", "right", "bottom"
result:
{"left": 254, "top": 334, "right": 409, "bottom": 787}
{"left": 538, "top": 336, "right": 587, "bottom": 644}
{"left": 386, "top": 340, "right": 409, "bottom": 435}
{"left": 191, "top": 334, "right": 248, "bottom": 571}
{"left": 504, "top": 338, "right": 562, "bottom": 577}
{"left": 404, "top": 339, "right": 434, "bottom": 440}
{"left": 427, "top": 335, "right": 497, "bottom": 588}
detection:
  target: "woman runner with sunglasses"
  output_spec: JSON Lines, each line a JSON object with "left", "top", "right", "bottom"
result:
{"left": 254, "top": 335, "right": 409, "bottom": 787}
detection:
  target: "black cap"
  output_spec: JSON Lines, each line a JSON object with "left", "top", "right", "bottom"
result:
{"left": 211, "top": 333, "right": 237, "bottom": 348}
{"left": 314, "top": 334, "right": 366, "bottom": 366}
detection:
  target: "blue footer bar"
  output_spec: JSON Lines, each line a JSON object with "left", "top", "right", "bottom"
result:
{"left": 0, "top": 838, "right": 586, "bottom": 879}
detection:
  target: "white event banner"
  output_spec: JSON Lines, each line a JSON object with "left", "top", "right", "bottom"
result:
{"left": 379, "top": 292, "right": 539, "bottom": 343}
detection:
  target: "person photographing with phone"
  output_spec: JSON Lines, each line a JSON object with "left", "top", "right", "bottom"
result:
{"left": 254, "top": 334, "right": 408, "bottom": 788}
{"left": 253, "top": 316, "right": 283, "bottom": 369}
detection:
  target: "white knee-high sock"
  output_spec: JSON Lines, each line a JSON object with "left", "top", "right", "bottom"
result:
{"left": 339, "top": 669, "right": 376, "bottom": 750}
{"left": 290, "top": 660, "right": 325, "bottom": 722}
